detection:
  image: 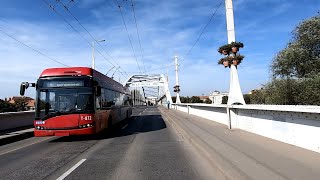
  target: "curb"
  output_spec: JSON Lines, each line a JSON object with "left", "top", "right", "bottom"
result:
{"left": 0, "top": 129, "right": 34, "bottom": 146}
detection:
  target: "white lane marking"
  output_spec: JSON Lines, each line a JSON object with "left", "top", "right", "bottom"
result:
{"left": 121, "top": 124, "right": 129, "bottom": 130}
{"left": 0, "top": 137, "right": 54, "bottom": 156}
{"left": 138, "top": 107, "right": 149, "bottom": 116}
{"left": 56, "top": 159, "right": 86, "bottom": 180}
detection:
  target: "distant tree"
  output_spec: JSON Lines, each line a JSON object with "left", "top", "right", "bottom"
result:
{"left": 172, "top": 96, "right": 176, "bottom": 103}
{"left": 263, "top": 15, "right": 320, "bottom": 105}
{"left": 271, "top": 15, "right": 320, "bottom": 78}
{"left": 14, "top": 98, "right": 28, "bottom": 111}
{"left": 222, "top": 96, "right": 228, "bottom": 104}
{"left": 249, "top": 89, "right": 266, "bottom": 104}
{"left": 181, "top": 96, "right": 191, "bottom": 103}
{"left": 243, "top": 94, "right": 251, "bottom": 104}
{"left": 190, "top": 96, "right": 202, "bottom": 103}
{"left": 204, "top": 98, "right": 212, "bottom": 104}
{"left": 0, "top": 99, "right": 17, "bottom": 113}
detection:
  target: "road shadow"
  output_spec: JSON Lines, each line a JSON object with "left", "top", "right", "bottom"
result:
{"left": 50, "top": 114, "right": 167, "bottom": 143}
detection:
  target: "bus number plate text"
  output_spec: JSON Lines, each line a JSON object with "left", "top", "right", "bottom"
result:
{"left": 81, "top": 116, "right": 92, "bottom": 121}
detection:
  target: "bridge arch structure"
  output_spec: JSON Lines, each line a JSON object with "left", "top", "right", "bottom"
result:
{"left": 123, "top": 74, "right": 173, "bottom": 106}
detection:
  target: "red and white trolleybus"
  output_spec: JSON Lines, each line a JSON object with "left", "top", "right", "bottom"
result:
{"left": 20, "top": 67, "right": 132, "bottom": 137}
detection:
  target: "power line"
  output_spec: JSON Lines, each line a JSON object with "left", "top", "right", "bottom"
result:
{"left": 180, "top": 0, "right": 223, "bottom": 65}
{"left": 57, "top": 0, "right": 128, "bottom": 77}
{"left": 130, "top": 0, "right": 146, "bottom": 73}
{"left": 126, "top": 63, "right": 175, "bottom": 74}
{"left": 114, "top": 0, "right": 142, "bottom": 74}
{"left": 42, "top": 0, "right": 128, "bottom": 78}
{"left": 0, "top": 27, "right": 69, "bottom": 67}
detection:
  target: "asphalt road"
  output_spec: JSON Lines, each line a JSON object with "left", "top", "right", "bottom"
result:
{"left": 0, "top": 106, "right": 217, "bottom": 180}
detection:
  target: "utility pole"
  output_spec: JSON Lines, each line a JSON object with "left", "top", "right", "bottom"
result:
{"left": 92, "top": 41, "right": 95, "bottom": 69}
{"left": 166, "top": 64, "right": 169, "bottom": 83}
{"left": 174, "top": 56, "right": 181, "bottom": 104}
{"left": 225, "top": 0, "right": 245, "bottom": 105}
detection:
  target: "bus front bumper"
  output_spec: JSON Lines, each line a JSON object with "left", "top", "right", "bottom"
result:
{"left": 34, "top": 127, "right": 96, "bottom": 137}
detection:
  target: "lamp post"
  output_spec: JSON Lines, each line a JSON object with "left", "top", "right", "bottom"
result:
{"left": 92, "top": 39, "right": 105, "bottom": 70}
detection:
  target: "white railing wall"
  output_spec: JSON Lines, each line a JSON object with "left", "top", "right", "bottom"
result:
{"left": 172, "top": 103, "right": 320, "bottom": 153}
{"left": 0, "top": 111, "right": 34, "bottom": 131}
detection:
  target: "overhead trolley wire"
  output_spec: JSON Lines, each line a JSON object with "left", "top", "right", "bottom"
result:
{"left": 180, "top": 0, "right": 223, "bottom": 65}
{"left": 42, "top": 0, "right": 127, "bottom": 78}
{"left": 57, "top": 0, "right": 128, "bottom": 77}
{"left": 0, "top": 27, "right": 69, "bottom": 67}
{"left": 130, "top": 0, "right": 146, "bottom": 73}
{"left": 114, "top": 0, "right": 142, "bottom": 74}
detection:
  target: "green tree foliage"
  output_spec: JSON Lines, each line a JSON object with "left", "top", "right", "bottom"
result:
{"left": 296, "top": 76, "right": 320, "bottom": 105}
{"left": 249, "top": 89, "right": 266, "bottom": 104}
{"left": 272, "top": 15, "right": 320, "bottom": 78}
{"left": 222, "top": 96, "right": 228, "bottom": 104}
{"left": 0, "top": 99, "right": 17, "bottom": 113}
{"left": 261, "top": 15, "right": 320, "bottom": 105}
{"left": 204, "top": 98, "right": 212, "bottom": 104}
{"left": 14, "top": 98, "right": 28, "bottom": 111}
{"left": 190, "top": 96, "right": 202, "bottom": 103}
{"left": 180, "top": 96, "right": 191, "bottom": 103}
{"left": 172, "top": 96, "right": 176, "bottom": 103}
{"left": 263, "top": 79, "right": 301, "bottom": 105}
{"left": 243, "top": 94, "right": 251, "bottom": 104}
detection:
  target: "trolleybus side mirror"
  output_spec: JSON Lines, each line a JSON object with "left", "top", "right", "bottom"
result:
{"left": 95, "top": 86, "right": 101, "bottom": 96}
{"left": 20, "top": 82, "right": 36, "bottom": 96}
{"left": 20, "top": 83, "right": 26, "bottom": 96}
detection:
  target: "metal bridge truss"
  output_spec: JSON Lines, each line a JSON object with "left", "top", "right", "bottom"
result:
{"left": 123, "top": 74, "right": 173, "bottom": 106}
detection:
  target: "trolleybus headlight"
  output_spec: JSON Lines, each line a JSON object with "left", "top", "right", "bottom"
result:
{"left": 79, "top": 124, "right": 93, "bottom": 128}
{"left": 36, "top": 126, "right": 45, "bottom": 130}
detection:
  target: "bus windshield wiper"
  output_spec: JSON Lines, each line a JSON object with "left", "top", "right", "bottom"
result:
{"left": 43, "top": 111, "right": 62, "bottom": 120}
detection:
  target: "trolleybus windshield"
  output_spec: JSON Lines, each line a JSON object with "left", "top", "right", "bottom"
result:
{"left": 36, "top": 79, "right": 94, "bottom": 120}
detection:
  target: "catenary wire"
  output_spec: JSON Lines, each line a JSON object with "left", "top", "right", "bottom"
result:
{"left": 180, "top": 0, "right": 223, "bottom": 65}
{"left": 114, "top": 0, "right": 142, "bottom": 74}
{"left": 42, "top": 0, "right": 127, "bottom": 78}
{"left": 0, "top": 27, "right": 69, "bottom": 67}
{"left": 57, "top": 0, "right": 128, "bottom": 77}
{"left": 130, "top": 0, "right": 146, "bottom": 73}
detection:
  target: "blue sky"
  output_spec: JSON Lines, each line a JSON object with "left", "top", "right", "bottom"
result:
{"left": 0, "top": 0, "right": 319, "bottom": 99}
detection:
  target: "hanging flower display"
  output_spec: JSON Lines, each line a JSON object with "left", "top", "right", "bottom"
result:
{"left": 218, "top": 44, "right": 232, "bottom": 55}
{"left": 217, "top": 42, "right": 244, "bottom": 67}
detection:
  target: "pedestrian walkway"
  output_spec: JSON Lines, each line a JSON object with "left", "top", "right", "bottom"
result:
{"left": 159, "top": 107, "right": 320, "bottom": 180}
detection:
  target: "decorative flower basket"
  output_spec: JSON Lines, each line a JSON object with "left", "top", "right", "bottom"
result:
{"left": 218, "top": 57, "right": 230, "bottom": 68}
{"left": 217, "top": 42, "right": 245, "bottom": 68}
{"left": 231, "top": 46, "right": 238, "bottom": 53}
{"left": 230, "top": 55, "right": 244, "bottom": 65}
{"left": 218, "top": 44, "right": 232, "bottom": 55}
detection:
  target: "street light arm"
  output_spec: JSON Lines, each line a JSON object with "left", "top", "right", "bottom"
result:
{"left": 92, "top": 39, "right": 106, "bottom": 70}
